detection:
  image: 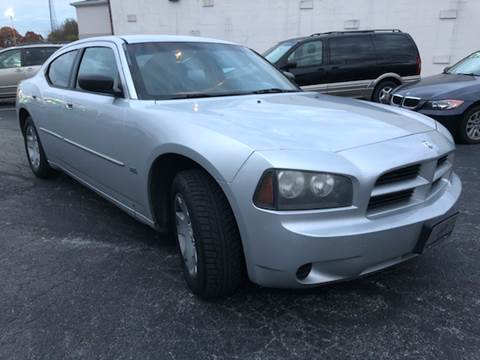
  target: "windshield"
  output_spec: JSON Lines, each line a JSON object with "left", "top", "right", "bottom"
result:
{"left": 447, "top": 51, "right": 480, "bottom": 76}
{"left": 126, "top": 42, "right": 298, "bottom": 100}
{"left": 263, "top": 41, "right": 295, "bottom": 64}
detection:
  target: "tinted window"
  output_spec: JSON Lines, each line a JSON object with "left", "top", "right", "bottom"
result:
{"left": 372, "top": 34, "right": 417, "bottom": 60}
{"left": 76, "top": 47, "right": 120, "bottom": 92}
{"left": 127, "top": 42, "right": 297, "bottom": 100}
{"left": 287, "top": 40, "right": 323, "bottom": 67}
{"left": 329, "top": 36, "right": 374, "bottom": 64}
{"left": 48, "top": 50, "right": 78, "bottom": 88}
{"left": 0, "top": 49, "right": 21, "bottom": 69}
{"left": 23, "top": 47, "right": 59, "bottom": 67}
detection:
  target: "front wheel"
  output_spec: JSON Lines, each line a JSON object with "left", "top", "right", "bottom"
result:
{"left": 23, "top": 117, "right": 57, "bottom": 178}
{"left": 457, "top": 106, "right": 480, "bottom": 144}
{"left": 372, "top": 80, "right": 398, "bottom": 103}
{"left": 171, "top": 169, "right": 245, "bottom": 299}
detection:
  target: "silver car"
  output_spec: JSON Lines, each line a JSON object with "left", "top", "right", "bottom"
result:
{"left": 16, "top": 36, "right": 461, "bottom": 299}
{"left": 0, "top": 44, "right": 61, "bottom": 98}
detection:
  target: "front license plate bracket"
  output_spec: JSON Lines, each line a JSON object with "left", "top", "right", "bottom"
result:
{"left": 414, "top": 212, "right": 459, "bottom": 254}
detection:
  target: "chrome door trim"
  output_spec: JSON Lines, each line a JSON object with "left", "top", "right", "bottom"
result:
{"left": 48, "top": 159, "right": 156, "bottom": 227}
{"left": 39, "top": 127, "right": 63, "bottom": 139}
{"left": 40, "top": 127, "right": 125, "bottom": 167}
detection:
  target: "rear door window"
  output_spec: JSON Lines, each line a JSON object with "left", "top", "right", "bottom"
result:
{"left": 48, "top": 50, "right": 78, "bottom": 88}
{"left": 23, "top": 47, "right": 59, "bottom": 67}
{"left": 372, "top": 34, "right": 417, "bottom": 60}
{"left": 329, "top": 35, "right": 375, "bottom": 64}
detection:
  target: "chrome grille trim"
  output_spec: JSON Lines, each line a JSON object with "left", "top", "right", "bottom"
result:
{"left": 390, "top": 94, "right": 422, "bottom": 109}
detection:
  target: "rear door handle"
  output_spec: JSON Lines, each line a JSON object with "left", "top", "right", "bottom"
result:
{"left": 65, "top": 103, "right": 73, "bottom": 110}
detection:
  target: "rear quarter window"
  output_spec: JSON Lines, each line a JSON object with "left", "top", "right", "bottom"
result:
{"left": 372, "top": 34, "right": 417, "bottom": 60}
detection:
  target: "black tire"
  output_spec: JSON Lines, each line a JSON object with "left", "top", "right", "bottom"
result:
{"left": 23, "top": 117, "right": 57, "bottom": 178}
{"left": 372, "top": 80, "right": 399, "bottom": 103}
{"left": 171, "top": 169, "right": 245, "bottom": 299}
{"left": 457, "top": 106, "right": 480, "bottom": 144}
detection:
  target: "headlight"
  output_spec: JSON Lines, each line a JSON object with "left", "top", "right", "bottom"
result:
{"left": 424, "top": 99, "right": 464, "bottom": 111}
{"left": 254, "top": 170, "right": 353, "bottom": 210}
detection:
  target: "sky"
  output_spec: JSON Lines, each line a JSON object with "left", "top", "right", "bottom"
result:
{"left": 0, "top": 0, "right": 76, "bottom": 36}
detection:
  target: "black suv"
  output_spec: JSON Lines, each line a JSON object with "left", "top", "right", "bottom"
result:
{"left": 264, "top": 29, "right": 421, "bottom": 102}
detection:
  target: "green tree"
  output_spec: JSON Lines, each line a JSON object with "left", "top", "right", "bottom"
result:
{"left": 47, "top": 19, "right": 79, "bottom": 42}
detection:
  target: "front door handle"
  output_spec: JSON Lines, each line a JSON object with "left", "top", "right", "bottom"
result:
{"left": 15, "top": 68, "right": 23, "bottom": 72}
{"left": 65, "top": 103, "right": 73, "bottom": 110}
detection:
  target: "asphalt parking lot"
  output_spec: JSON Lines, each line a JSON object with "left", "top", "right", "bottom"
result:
{"left": 1, "top": 103, "right": 479, "bottom": 360}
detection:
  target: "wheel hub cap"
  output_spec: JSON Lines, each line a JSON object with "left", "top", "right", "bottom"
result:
{"left": 26, "top": 126, "right": 41, "bottom": 169}
{"left": 466, "top": 111, "right": 480, "bottom": 140}
{"left": 174, "top": 194, "right": 198, "bottom": 277}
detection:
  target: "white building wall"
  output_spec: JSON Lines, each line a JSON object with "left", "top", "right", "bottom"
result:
{"left": 109, "top": 0, "right": 480, "bottom": 76}
{"left": 76, "top": 3, "right": 112, "bottom": 39}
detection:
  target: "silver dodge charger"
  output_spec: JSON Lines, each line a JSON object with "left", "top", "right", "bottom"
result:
{"left": 16, "top": 35, "right": 461, "bottom": 299}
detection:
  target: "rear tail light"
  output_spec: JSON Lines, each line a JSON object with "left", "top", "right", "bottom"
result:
{"left": 416, "top": 56, "right": 422, "bottom": 75}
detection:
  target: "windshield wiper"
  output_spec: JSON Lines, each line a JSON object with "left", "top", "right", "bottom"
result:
{"left": 457, "top": 73, "right": 478, "bottom": 76}
{"left": 156, "top": 89, "right": 299, "bottom": 100}
{"left": 250, "top": 88, "right": 299, "bottom": 94}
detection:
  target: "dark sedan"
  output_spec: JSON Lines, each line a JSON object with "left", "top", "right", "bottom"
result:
{"left": 388, "top": 51, "right": 480, "bottom": 144}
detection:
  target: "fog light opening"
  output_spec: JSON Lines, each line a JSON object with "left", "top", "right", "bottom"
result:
{"left": 296, "top": 263, "right": 312, "bottom": 280}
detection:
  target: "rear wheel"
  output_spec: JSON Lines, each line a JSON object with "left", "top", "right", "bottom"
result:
{"left": 23, "top": 117, "right": 57, "bottom": 178}
{"left": 372, "top": 80, "right": 398, "bottom": 103}
{"left": 171, "top": 169, "right": 245, "bottom": 299}
{"left": 458, "top": 106, "right": 480, "bottom": 144}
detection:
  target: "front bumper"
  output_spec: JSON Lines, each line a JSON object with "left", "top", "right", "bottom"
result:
{"left": 226, "top": 132, "right": 461, "bottom": 288}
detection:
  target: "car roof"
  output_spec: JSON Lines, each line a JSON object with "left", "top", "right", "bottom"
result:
{"left": 69, "top": 35, "right": 237, "bottom": 46}
{"left": 277, "top": 29, "right": 408, "bottom": 45}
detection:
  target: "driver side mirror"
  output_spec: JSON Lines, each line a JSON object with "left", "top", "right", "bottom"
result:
{"left": 78, "top": 75, "right": 123, "bottom": 97}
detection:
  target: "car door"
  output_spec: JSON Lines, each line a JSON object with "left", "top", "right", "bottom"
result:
{"left": 0, "top": 49, "right": 23, "bottom": 97}
{"left": 326, "top": 35, "right": 377, "bottom": 98}
{"left": 60, "top": 44, "right": 136, "bottom": 208}
{"left": 281, "top": 39, "right": 327, "bottom": 91}
{"left": 21, "top": 47, "right": 60, "bottom": 80}
{"left": 38, "top": 49, "right": 80, "bottom": 163}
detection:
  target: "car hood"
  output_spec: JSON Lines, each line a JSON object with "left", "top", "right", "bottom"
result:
{"left": 395, "top": 73, "right": 480, "bottom": 99}
{"left": 150, "top": 92, "right": 437, "bottom": 152}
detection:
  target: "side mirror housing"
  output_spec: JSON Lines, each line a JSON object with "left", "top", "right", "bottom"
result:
{"left": 443, "top": 66, "right": 451, "bottom": 74}
{"left": 78, "top": 75, "right": 123, "bottom": 97}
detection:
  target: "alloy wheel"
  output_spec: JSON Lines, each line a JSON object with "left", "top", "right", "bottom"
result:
{"left": 174, "top": 193, "right": 198, "bottom": 277}
{"left": 26, "top": 125, "right": 41, "bottom": 169}
{"left": 379, "top": 86, "right": 393, "bottom": 103}
{"left": 466, "top": 110, "right": 480, "bottom": 140}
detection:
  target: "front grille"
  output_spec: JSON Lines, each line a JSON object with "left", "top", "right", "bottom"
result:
{"left": 375, "top": 164, "right": 421, "bottom": 186}
{"left": 368, "top": 189, "right": 414, "bottom": 210}
{"left": 391, "top": 94, "right": 403, "bottom": 106}
{"left": 390, "top": 94, "right": 421, "bottom": 109}
{"left": 403, "top": 97, "right": 421, "bottom": 109}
